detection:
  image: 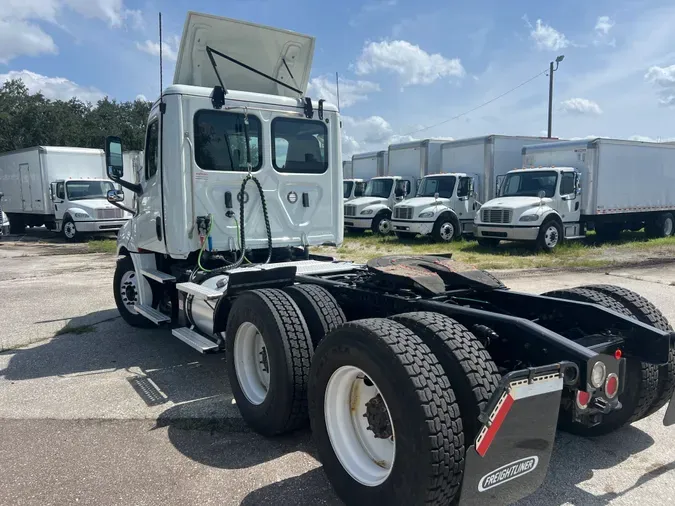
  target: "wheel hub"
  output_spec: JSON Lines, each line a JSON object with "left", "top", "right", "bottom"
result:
{"left": 440, "top": 222, "right": 454, "bottom": 241}
{"left": 119, "top": 271, "right": 138, "bottom": 313}
{"left": 545, "top": 226, "right": 559, "bottom": 247}
{"left": 363, "top": 393, "right": 393, "bottom": 439}
{"left": 378, "top": 219, "right": 391, "bottom": 234}
{"left": 234, "top": 322, "right": 270, "bottom": 405}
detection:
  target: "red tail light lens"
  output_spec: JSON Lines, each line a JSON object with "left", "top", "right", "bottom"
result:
{"left": 576, "top": 390, "right": 591, "bottom": 410}
{"left": 605, "top": 373, "right": 619, "bottom": 399}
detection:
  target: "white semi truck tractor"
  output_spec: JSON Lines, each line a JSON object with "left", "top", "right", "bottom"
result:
{"left": 391, "top": 135, "right": 558, "bottom": 242}
{"left": 104, "top": 11, "right": 675, "bottom": 506}
{"left": 474, "top": 138, "right": 675, "bottom": 251}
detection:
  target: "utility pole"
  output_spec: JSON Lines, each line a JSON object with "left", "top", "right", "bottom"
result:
{"left": 547, "top": 55, "right": 565, "bottom": 138}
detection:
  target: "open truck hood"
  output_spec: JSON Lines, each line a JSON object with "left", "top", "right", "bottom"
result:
{"left": 174, "top": 11, "right": 315, "bottom": 98}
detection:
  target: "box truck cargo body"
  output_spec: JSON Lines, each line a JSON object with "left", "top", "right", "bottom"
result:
{"left": 475, "top": 138, "right": 675, "bottom": 250}
{"left": 0, "top": 146, "right": 130, "bottom": 239}
{"left": 391, "top": 135, "right": 559, "bottom": 241}
{"left": 343, "top": 152, "right": 382, "bottom": 202}
{"left": 344, "top": 140, "right": 449, "bottom": 234}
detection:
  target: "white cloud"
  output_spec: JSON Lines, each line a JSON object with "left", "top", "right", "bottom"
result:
{"left": 645, "top": 65, "right": 675, "bottom": 106}
{"left": 1, "top": 0, "right": 60, "bottom": 23}
{"left": 528, "top": 19, "right": 570, "bottom": 51}
{"left": 354, "top": 40, "right": 465, "bottom": 86}
{"left": 349, "top": 0, "right": 397, "bottom": 27}
{"left": 560, "top": 98, "right": 603, "bottom": 115}
{"left": 307, "top": 75, "right": 380, "bottom": 108}
{"left": 0, "top": 20, "right": 58, "bottom": 64}
{"left": 60, "top": 0, "right": 126, "bottom": 27}
{"left": 0, "top": 69, "right": 105, "bottom": 102}
{"left": 341, "top": 115, "right": 418, "bottom": 157}
{"left": 595, "top": 16, "right": 614, "bottom": 35}
{"left": 123, "top": 9, "right": 144, "bottom": 31}
{"left": 136, "top": 40, "right": 178, "bottom": 61}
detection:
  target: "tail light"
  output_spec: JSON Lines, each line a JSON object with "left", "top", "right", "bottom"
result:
{"left": 605, "top": 373, "right": 619, "bottom": 399}
{"left": 576, "top": 390, "right": 591, "bottom": 410}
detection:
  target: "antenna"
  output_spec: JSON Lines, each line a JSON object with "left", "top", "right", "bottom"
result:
{"left": 159, "top": 12, "right": 164, "bottom": 103}
{"left": 336, "top": 72, "right": 340, "bottom": 111}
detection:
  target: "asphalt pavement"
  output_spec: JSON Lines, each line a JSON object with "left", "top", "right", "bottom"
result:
{"left": 1, "top": 241, "right": 675, "bottom": 505}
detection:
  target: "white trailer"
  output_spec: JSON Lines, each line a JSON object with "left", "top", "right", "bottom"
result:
{"left": 475, "top": 138, "right": 675, "bottom": 250}
{"left": 391, "top": 135, "right": 558, "bottom": 242}
{"left": 0, "top": 146, "right": 130, "bottom": 239}
{"left": 344, "top": 140, "right": 448, "bottom": 235}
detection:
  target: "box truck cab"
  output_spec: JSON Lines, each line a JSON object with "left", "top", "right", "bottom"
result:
{"left": 343, "top": 178, "right": 364, "bottom": 202}
{"left": 474, "top": 166, "right": 581, "bottom": 250}
{"left": 392, "top": 172, "right": 479, "bottom": 241}
{"left": 343, "top": 176, "right": 414, "bottom": 234}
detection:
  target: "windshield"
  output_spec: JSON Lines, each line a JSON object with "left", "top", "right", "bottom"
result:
{"left": 417, "top": 176, "right": 456, "bottom": 198}
{"left": 364, "top": 178, "right": 393, "bottom": 199}
{"left": 343, "top": 181, "right": 354, "bottom": 199}
{"left": 500, "top": 171, "right": 558, "bottom": 198}
{"left": 66, "top": 181, "right": 115, "bottom": 201}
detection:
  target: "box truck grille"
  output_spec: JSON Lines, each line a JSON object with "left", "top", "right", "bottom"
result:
{"left": 481, "top": 209, "right": 512, "bottom": 224}
{"left": 344, "top": 205, "right": 356, "bottom": 217}
{"left": 394, "top": 207, "right": 413, "bottom": 220}
{"left": 96, "top": 208, "right": 123, "bottom": 220}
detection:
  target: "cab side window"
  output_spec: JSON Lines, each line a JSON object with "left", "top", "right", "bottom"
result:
{"left": 560, "top": 173, "right": 575, "bottom": 196}
{"left": 145, "top": 121, "right": 159, "bottom": 180}
{"left": 395, "top": 179, "right": 411, "bottom": 198}
{"left": 457, "top": 177, "right": 471, "bottom": 198}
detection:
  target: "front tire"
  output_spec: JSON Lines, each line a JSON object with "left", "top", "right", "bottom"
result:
{"left": 225, "top": 289, "right": 313, "bottom": 436}
{"left": 536, "top": 219, "right": 562, "bottom": 251}
{"left": 62, "top": 217, "right": 80, "bottom": 242}
{"left": 113, "top": 255, "right": 157, "bottom": 328}
{"left": 309, "top": 319, "right": 464, "bottom": 505}
{"left": 432, "top": 215, "right": 458, "bottom": 242}
{"left": 371, "top": 212, "right": 392, "bottom": 236}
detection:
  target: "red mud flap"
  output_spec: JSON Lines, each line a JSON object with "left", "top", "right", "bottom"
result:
{"left": 458, "top": 362, "right": 574, "bottom": 506}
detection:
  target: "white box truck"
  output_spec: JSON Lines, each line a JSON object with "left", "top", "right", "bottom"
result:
{"left": 391, "top": 135, "right": 558, "bottom": 242}
{"left": 0, "top": 146, "right": 130, "bottom": 240}
{"left": 343, "top": 140, "right": 448, "bottom": 234}
{"left": 100, "top": 11, "right": 675, "bottom": 506}
{"left": 474, "top": 138, "right": 675, "bottom": 250}
{"left": 343, "top": 151, "right": 385, "bottom": 202}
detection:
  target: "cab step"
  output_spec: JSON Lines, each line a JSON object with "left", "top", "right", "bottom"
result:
{"left": 135, "top": 304, "right": 171, "bottom": 324}
{"left": 172, "top": 327, "right": 219, "bottom": 353}
{"left": 141, "top": 269, "right": 176, "bottom": 283}
{"left": 176, "top": 282, "right": 222, "bottom": 300}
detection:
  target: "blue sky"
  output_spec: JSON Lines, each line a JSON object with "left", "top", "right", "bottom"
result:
{"left": 2, "top": 0, "right": 675, "bottom": 157}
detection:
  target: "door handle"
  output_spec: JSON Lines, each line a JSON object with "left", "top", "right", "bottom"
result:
{"left": 155, "top": 216, "right": 163, "bottom": 241}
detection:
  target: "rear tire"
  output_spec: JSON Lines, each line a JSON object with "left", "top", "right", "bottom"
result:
{"left": 283, "top": 284, "right": 346, "bottom": 348}
{"left": 8, "top": 215, "right": 25, "bottom": 235}
{"left": 225, "top": 289, "right": 313, "bottom": 436}
{"left": 542, "top": 287, "right": 659, "bottom": 435}
{"left": 309, "top": 319, "right": 464, "bottom": 506}
{"left": 648, "top": 213, "right": 674, "bottom": 238}
{"left": 391, "top": 312, "right": 501, "bottom": 441}
{"left": 477, "top": 238, "right": 500, "bottom": 248}
{"left": 581, "top": 284, "right": 675, "bottom": 417}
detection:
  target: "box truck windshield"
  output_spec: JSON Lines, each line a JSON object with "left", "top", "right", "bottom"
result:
{"left": 417, "top": 176, "right": 456, "bottom": 198}
{"left": 364, "top": 178, "right": 393, "bottom": 198}
{"left": 66, "top": 180, "right": 115, "bottom": 201}
{"left": 500, "top": 171, "right": 558, "bottom": 198}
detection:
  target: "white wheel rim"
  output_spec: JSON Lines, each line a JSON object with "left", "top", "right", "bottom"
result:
{"left": 378, "top": 219, "right": 391, "bottom": 234}
{"left": 119, "top": 271, "right": 139, "bottom": 314}
{"left": 324, "top": 365, "right": 396, "bottom": 487}
{"left": 440, "top": 222, "right": 454, "bottom": 241}
{"left": 665, "top": 218, "right": 673, "bottom": 236}
{"left": 544, "top": 225, "right": 559, "bottom": 248}
{"left": 234, "top": 322, "right": 270, "bottom": 405}
{"left": 64, "top": 222, "right": 76, "bottom": 238}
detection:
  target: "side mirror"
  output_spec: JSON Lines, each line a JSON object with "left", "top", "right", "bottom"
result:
{"left": 395, "top": 188, "right": 404, "bottom": 198}
{"left": 537, "top": 190, "right": 546, "bottom": 199}
{"left": 434, "top": 192, "right": 440, "bottom": 200}
{"left": 105, "top": 136, "right": 124, "bottom": 179}
{"left": 107, "top": 189, "right": 125, "bottom": 203}
{"left": 49, "top": 183, "right": 55, "bottom": 201}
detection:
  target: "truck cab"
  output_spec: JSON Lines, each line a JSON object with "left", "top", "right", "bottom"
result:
{"left": 48, "top": 178, "right": 130, "bottom": 240}
{"left": 474, "top": 166, "right": 581, "bottom": 250}
{"left": 391, "top": 172, "right": 479, "bottom": 241}
{"left": 343, "top": 175, "right": 414, "bottom": 235}
{"left": 343, "top": 178, "right": 365, "bottom": 202}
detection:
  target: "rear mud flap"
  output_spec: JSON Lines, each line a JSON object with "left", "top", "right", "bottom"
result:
{"left": 458, "top": 363, "right": 572, "bottom": 506}
{"left": 664, "top": 389, "right": 675, "bottom": 426}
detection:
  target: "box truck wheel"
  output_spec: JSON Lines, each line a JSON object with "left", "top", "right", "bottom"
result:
{"left": 542, "top": 287, "right": 659, "bottom": 435}
{"left": 309, "top": 319, "right": 464, "bottom": 505}
{"left": 649, "top": 212, "right": 674, "bottom": 238}
{"left": 283, "top": 284, "right": 346, "bottom": 348}
{"left": 432, "top": 214, "right": 459, "bottom": 242}
{"left": 62, "top": 217, "right": 80, "bottom": 242}
{"left": 225, "top": 289, "right": 313, "bottom": 436}
{"left": 580, "top": 284, "right": 675, "bottom": 417}
{"left": 113, "top": 255, "right": 160, "bottom": 328}
{"left": 536, "top": 219, "right": 562, "bottom": 251}
{"left": 8, "top": 214, "right": 25, "bottom": 235}
{"left": 390, "top": 312, "right": 501, "bottom": 441}
{"left": 371, "top": 212, "right": 392, "bottom": 236}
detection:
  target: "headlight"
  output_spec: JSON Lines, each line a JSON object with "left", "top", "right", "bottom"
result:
{"left": 74, "top": 213, "right": 90, "bottom": 219}
{"left": 418, "top": 211, "right": 434, "bottom": 218}
{"left": 591, "top": 361, "right": 607, "bottom": 388}
{"left": 519, "top": 214, "right": 540, "bottom": 222}
{"left": 360, "top": 209, "right": 374, "bottom": 215}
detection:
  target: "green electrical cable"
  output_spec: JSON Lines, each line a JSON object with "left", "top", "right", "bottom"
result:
{"left": 197, "top": 214, "right": 214, "bottom": 272}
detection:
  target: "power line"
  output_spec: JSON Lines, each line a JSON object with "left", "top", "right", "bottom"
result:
{"left": 401, "top": 68, "right": 549, "bottom": 137}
